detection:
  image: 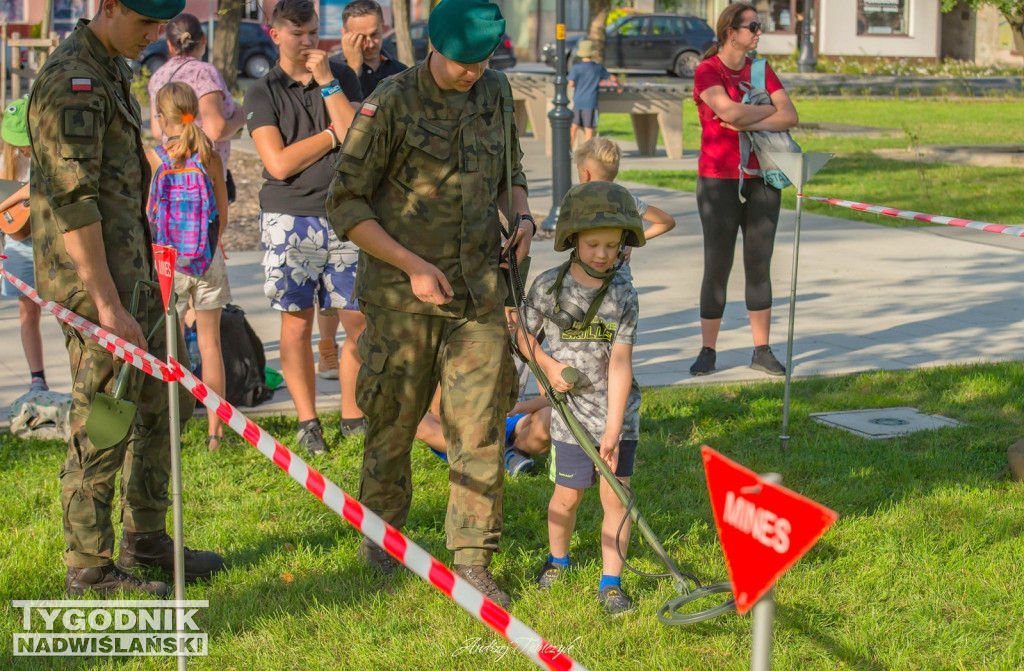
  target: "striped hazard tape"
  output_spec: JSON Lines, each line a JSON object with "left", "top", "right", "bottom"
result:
{"left": 800, "top": 195, "right": 1024, "bottom": 238}
{"left": 0, "top": 265, "right": 586, "bottom": 671}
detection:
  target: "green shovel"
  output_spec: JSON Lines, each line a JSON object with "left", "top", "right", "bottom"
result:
{"left": 85, "top": 280, "right": 164, "bottom": 450}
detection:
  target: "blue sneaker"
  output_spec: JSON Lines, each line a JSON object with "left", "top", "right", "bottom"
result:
{"left": 504, "top": 447, "right": 535, "bottom": 476}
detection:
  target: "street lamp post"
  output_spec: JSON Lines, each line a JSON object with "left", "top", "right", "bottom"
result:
{"left": 796, "top": 0, "right": 816, "bottom": 73}
{"left": 541, "top": 0, "right": 573, "bottom": 233}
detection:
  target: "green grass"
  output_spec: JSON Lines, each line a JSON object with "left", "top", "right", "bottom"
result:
{"left": 601, "top": 98, "right": 1024, "bottom": 226}
{"left": 3, "top": 362, "right": 1024, "bottom": 669}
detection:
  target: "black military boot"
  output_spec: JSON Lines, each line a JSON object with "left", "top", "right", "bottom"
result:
{"left": 116, "top": 530, "right": 225, "bottom": 583}
{"left": 66, "top": 564, "right": 170, "bottom": 598}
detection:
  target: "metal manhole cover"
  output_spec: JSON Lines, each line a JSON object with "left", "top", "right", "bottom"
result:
{"left": 810, "top": 407, "right": 962, "bottom": 439}
{"left": 868, "top": 418, "right": 910, "bottom": 426}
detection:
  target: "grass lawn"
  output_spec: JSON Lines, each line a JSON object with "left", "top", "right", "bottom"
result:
{"left": 2, "top": 362, "right": 1023, "bottom": 669}
{"left": 601, "top": 98, "right": 1024, "bottom": 226}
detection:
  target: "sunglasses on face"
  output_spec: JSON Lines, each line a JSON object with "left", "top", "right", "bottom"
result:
{"left": 738, "top": 21, "right": 762, "bottom": 33}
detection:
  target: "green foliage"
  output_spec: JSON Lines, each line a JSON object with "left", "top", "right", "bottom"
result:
{"left": 131, "top": 65, "right": 152, "bottom": 109}
{"left": 769, "top": 54, "right": 1024, "bottom": 76}
{"left": 1, "top": 362, "right": 1023, "bottom": 668}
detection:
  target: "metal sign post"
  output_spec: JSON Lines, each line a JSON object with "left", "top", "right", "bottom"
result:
{"left": 749, "top": 473, "right": 781, "bottom": 671}
{"left": 153, "top": 245, "right": 187, "bottom": 671}
{"left": 766, "top": 152, "right": 832, "bottom": 450}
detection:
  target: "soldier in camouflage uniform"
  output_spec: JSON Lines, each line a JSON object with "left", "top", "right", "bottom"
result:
{"left": 28, "top": 0, "right": 223, "bottom": 597}
{"left": 326, "top": 0, "right": 534, "bottom": 608}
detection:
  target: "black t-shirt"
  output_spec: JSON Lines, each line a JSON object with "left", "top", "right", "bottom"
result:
{"left": 243, "top": 61, "right": 361, "bottom": 217}
{"left": 328, "top": 48, "right": 407, "bottom": 100}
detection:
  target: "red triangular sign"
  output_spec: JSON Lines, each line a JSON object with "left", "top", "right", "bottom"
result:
{"left": 151, "top": 245, "right": 177, "bottom": 311}
{"left": 701, "top": 446, "right": 838, "bottom": 615}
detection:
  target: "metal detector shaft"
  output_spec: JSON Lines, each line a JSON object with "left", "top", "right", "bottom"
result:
{"left": 545, "top": 367, "right": 692, "bottom": 593}
{"left": 780, "top": 192, "right": 804, "bottom": 451}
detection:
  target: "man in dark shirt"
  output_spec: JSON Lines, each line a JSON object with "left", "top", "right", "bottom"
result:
{"left": 331, "top": 0, "right": 406, "bottom": 98}
{"left": 243, "top": 0, "right": 363, "bottom": 455}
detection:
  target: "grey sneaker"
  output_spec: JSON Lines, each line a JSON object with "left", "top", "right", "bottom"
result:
{"left": 689, "top": 347, "right": 716, "bottom": 376}
{"left": 504, "top": 447, "right": 535, "bottom": 476}
{"left": 297, "top": 420, "right": 328, "bottom": 455}
{"left": 28, "top": 377, "right": 48, "bottom": 392}
{"left": 359, "top": 539, "right": 400, "bottom": 576}
{"left": 598, "top": 585, "right": 635, "bottom": 616}
{"left": 751, "top": 345, "right": 786, "bottom": 376}
{"left": 537, "top": 561, "right": 567, "bottom": 589}
{"left": 454, "top": 564, "right": 511, "bottom": 609}
{"left": 340, "top": 417, "right": 367, "bottom": 438}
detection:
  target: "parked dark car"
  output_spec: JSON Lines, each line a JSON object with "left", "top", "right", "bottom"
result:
{"left": 133, "top": 20, "right": 279, "bottom": 80}
{"left": 542, "top": 13, "right": 715, "bottom": 78}
{"left": 380, "top": 20, "right": 517, "bottom": 70}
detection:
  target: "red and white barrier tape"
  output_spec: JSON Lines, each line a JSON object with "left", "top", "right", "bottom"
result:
{"left": 800, "top": 195, "right": 1024, "bottom": 238}
{"left": 0, "top": 266, "right": 585, "bottom": 671}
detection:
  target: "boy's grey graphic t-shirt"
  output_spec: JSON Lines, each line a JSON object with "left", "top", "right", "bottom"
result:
{"left": 524, "top": 264, "right": 642, "bottom": 445}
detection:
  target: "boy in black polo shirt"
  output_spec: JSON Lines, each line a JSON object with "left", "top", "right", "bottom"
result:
{"left": 244, "top": 0, "right": 363, "bottom": 455}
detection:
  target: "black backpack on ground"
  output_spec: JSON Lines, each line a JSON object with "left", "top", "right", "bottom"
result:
{"left": 218, "top": 304, "right": 275, "bottom": 408}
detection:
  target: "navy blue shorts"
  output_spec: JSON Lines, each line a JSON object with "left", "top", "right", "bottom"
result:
{"left": 572, "top": 108, "right": 599, "bottom": 128}
{"left": 549, "top": 438, "right": 637, "bottom": 489}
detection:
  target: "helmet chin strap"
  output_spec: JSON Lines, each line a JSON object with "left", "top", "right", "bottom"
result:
{"left": 547, "top": 243, "right": 627, "bottom": 330}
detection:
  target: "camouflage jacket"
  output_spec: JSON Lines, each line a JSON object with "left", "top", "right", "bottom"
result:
{"left": 28, "top": 19, "right": 153, "bottom": 305}
{"left": 325, "top": 58, "right": 528, "bottom": 318}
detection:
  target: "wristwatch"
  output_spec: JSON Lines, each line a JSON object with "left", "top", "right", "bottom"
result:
{"left": 519, "top": 213, "right": 537, "bottom": 236}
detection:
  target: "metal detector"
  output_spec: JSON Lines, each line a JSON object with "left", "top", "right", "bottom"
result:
{"left": 503, "top": 219, "right": 736, "bottom": 625}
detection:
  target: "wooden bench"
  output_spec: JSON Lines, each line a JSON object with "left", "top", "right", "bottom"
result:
{"left": 507, "top": 74, "right": 687, "bottom": 159}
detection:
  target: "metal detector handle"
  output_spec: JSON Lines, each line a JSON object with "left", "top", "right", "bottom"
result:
{"left": 551, "top": 367, "right": 579, "bottom": 404}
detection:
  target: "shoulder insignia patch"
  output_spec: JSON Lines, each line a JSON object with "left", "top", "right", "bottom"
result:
{"left": 359, "top": 102, "right": 377, "bottom": 117}
{"left": 71, "top": 78, "right": 92, "bottom": 92}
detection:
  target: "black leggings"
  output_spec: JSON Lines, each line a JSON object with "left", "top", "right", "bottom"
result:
{"left": 696, "top": 176, "right": 781, "bottom": 320}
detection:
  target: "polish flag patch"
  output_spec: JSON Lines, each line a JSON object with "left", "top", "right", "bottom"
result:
{"left": 71, "top": 78, "right": 92, "bottom": 92}
{"left": 359, "top": 103, "right": 377, "bottom": 117}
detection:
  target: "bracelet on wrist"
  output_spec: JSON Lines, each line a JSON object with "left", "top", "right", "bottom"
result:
{"left": 323, "top": 127, "right": 338, "bottom": 150}
{"left": 321, "top": 79, "right": 342, "bottom": 99}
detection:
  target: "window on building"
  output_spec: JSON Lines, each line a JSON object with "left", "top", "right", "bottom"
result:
{"left": 754, "top": 0, "right": 796, "bottom": 33}
{"left": 857, "top": 0, "right": 909, "bottom": 36}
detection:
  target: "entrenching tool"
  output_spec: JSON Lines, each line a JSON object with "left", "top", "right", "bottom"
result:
{"left": 85, "top": 280, "right": 165, "bottom": 449}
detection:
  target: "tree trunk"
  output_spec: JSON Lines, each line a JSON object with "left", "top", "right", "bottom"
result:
{"left": 588, "top": 0, "right": 611, "bottom": 63}
{"left": 213, "top": 0, "right": 243, "bottom": 91}
{"left": 1006, "top": 13, "right": 1024, "bottom": 56}
{"left": 392, "top": 0, "right": 415, "bottom": 66}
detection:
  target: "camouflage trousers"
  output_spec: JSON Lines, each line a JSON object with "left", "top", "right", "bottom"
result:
{"left": 357, "top": 304, "right": 518, "bottom": 566}
{"left": 60, "top": 287, "right": 195, "bottom": 568}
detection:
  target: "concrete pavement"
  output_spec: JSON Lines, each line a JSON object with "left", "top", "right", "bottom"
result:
{"left": 1, "top": 134, "right": 1022, "bottom": 423}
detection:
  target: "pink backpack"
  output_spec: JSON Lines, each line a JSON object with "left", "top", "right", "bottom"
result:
{"left": 147, "top": 145, "right": 218, "bottom": 276}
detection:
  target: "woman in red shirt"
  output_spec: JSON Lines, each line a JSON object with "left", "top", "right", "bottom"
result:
{"left": 689, "top": 2, "right": 798, "bottom": 377}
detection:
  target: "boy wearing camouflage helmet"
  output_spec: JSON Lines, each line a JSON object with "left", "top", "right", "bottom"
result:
{"left": 516, "top": 181, "right": 643, "bottom": 615}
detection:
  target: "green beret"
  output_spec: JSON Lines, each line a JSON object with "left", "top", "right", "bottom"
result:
{"left": 428, "top": 0, "right": 505, "bottom": 64}
{"left": 119, "top": 0, "right": 185, "bottom": 20}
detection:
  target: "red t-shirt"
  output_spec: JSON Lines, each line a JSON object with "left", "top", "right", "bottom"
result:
{"left": 693, "top": 56, "right": 784, "bottom": 179}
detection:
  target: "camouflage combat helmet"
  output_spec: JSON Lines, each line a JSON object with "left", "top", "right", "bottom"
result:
{"left": 554, "top": 181, "right": 646, "bottom": 252}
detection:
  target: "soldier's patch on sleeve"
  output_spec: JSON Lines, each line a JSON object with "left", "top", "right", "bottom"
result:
{"left": 358, "top": 102, "right": 377, "bottom": 117}
{"left": 71, "top": 78, "right": 92, "bottom": 92}
{"left": 61, "top": 107, "right": 96, "bottom": 140}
